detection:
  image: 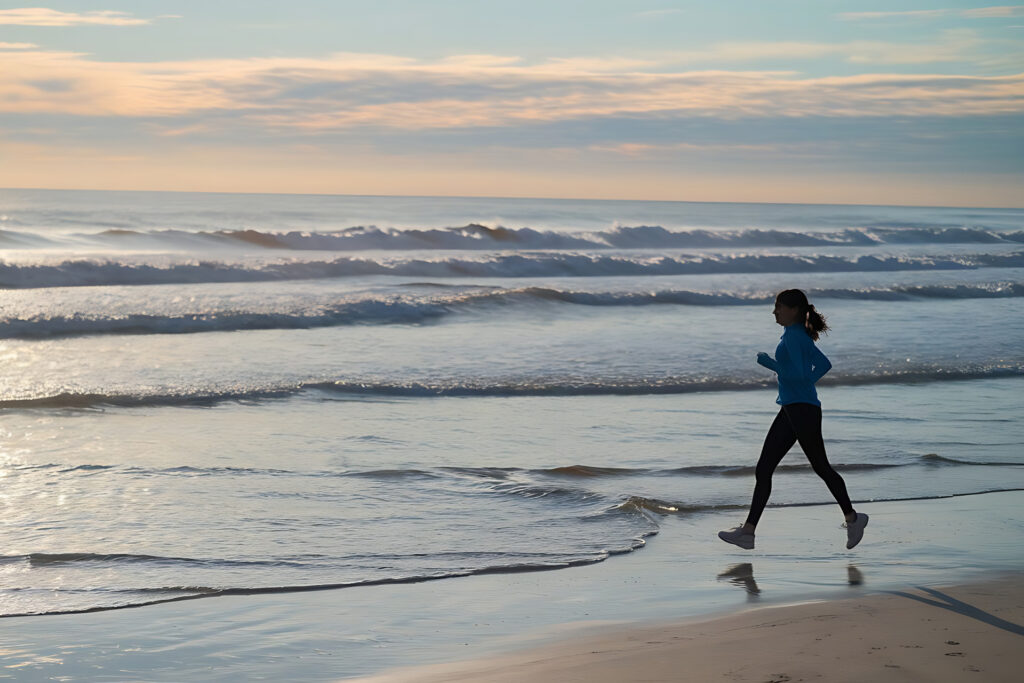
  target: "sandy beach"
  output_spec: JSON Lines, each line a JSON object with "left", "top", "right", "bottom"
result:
{"left": 357, "top": 574, "right": 1024, "bottom": 683}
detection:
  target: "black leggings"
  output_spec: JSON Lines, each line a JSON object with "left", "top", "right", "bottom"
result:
{"left": 745, "top": 402, "right": 854, "bottom": 528}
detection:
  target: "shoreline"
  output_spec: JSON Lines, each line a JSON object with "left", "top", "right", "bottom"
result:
{"left": 2, "top": 490, "right": 1021, "bottom": 681}
{"left": 4, "top": 485, "right": 1019, "bottom": 626}
{"left": 5, "top": 485, "right": 1021, "bottom": 621}
{"left": 354, "top": 573, "right": 1024, "bottom": 682}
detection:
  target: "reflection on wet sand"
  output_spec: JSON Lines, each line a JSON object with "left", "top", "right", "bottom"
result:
{"left": 848, "top": 564, "right": 864, "bottom": 586}
{"left": 717, "top": 563, "right": 760, "bottom": 600}
{"left": 716, "top": 563, "right": 866, "bottom": 600}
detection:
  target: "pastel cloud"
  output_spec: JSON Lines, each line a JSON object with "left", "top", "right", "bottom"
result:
{"left": 0, "top": 8, "right": 150, "bottom": 26}
{"left": 2, "top": 47, "right": 1022, "bottom": 134}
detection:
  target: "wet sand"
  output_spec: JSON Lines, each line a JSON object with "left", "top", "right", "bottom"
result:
{"left": 356, "top": 575, "right": 1024, "bottom": 682}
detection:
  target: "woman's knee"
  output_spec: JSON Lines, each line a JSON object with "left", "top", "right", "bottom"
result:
{"left": 755, "top": 463, "right": 776, "bottom": 482}
{"left": 811, "top": 461, "right": 843, "bottom": 484}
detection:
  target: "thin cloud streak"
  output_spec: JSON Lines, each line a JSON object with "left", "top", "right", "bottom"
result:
{"left": 840, "top": 5, "right": 1024, "bottom": 21}
{"left": 635, "top": 9, "right": 684, "bottom": 18}
{"left": 589, "top": 141, "right": 781, "bottom": 156}
{"left": 0, "top": 8, "right": 151, "bottom": 26}
{"left": 962, "top": 5, "right": 1024, "bottom": 17}
{"left": 666, "top": 29, "right": 986, "bottom": 65}
{"left": 840, "top": 10, "right": 952, "bottom": 21}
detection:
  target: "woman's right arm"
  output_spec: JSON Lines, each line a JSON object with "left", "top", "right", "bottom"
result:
{"left": 756, "top": 351, "right": 778, "bottom": 372}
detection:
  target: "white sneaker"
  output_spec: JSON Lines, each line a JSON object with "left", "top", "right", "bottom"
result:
{"left": 845, "top": 513, "right": 869, "bottom": 549}
{"left": 718, "top": 526, "right": 755, "bottom": 550}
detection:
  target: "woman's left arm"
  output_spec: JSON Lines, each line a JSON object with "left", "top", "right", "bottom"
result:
{"left": 809, "top": 344, "right": 832, "bottom": 383}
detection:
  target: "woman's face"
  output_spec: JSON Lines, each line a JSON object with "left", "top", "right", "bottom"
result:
{"left": 773, "top": 301, "right": 801, "bottom": 327}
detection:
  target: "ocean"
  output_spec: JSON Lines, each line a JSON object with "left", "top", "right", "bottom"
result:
{"left": 2, "top": 187, "right": 1023, "bottom": 628}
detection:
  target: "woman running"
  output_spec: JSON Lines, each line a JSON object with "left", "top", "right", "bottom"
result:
{"left": 718, "top": 289, "right": 868, "bottom": 550}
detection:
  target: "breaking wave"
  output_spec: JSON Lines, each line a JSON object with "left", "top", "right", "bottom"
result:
{"left": 3, "top": 251, "right": 1023, "bottom": 289}
{"left": 4, "top": 364, "right": 1022, "bottom": 409}
{"left": 3, "top": 282, "right": 1022, "bottom": 339}
{"left": 51, "top": 224, "right": 1024, "bottom": 252}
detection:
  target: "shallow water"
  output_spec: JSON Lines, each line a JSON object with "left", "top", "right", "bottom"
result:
{"left": 1, "top": 188, "right": 1022, "bottom": 620}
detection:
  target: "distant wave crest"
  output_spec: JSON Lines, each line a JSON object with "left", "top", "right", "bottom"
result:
{"left": 3, "top": 251, "right": 1023, "bottom": 289}
{"left": 49, "top": 224, "right": 1024, "bottom": 252}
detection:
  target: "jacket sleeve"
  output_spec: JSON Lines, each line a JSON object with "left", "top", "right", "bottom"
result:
{"left": 756, "top": 353, "right": 778, "bottom": 372}
{"left": 809, "top": 344, "right": 832, "bottom": 383}
{"left": 775, "top": 333, "right": 831, "bottom": 382}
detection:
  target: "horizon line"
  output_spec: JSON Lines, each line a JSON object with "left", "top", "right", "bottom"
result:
{"left": 2, "top": 185, "right": 1021, "bottom": 212}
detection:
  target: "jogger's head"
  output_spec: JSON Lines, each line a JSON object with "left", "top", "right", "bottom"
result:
{"left": 774, "top": 289, "right": 829, "bottom": 341}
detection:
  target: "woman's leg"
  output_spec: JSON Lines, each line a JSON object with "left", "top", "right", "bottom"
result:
{"left": 745, "top": 409, "right": 797, "bottom": 528}
{"left": 783, "top": 403, "right": 855, "bottom": 518}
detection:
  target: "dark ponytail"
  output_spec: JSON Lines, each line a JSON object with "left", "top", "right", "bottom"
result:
{"left": 776, "top": 289, "right": 829, "bottom": 341}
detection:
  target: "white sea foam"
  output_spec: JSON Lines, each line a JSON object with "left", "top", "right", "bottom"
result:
{"left": 4, "top": 364, "right": 1022, "bottom": 408}
{"left": 42, "top": 224, "right": 1024, "bottom": 252}
{"left": 3, "top": 251, "right": 1023, "bottom": 288}
{"left": 3, "top": 283, "right": 1022, "bottom": 338}
{"left": 0, "top": 223, "right": 1016, "bottom": 253}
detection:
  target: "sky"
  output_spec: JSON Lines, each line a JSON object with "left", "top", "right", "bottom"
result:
{"left": 1, "top": 1, "right": 1023, "bottom": 206}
